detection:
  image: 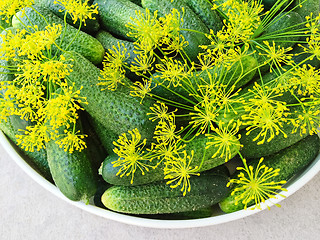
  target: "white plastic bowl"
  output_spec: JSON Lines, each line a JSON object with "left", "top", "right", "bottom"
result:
{"left": 1, "top": 130, "right": 320, "bottom": 229}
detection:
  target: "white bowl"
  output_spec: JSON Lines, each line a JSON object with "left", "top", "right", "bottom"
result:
{"left": 1, "top": 130, "right": 320, "bottom": 229}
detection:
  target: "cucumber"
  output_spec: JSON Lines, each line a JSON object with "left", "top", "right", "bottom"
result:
{"left": 101, "top": 170, "right": 230, "bottom": 214}
{"left": 46, "top": 124, "right": 98, "bottom": 201}
{"left": 94, "top": 0, "right": 145, "bottom": 41}
{"left": 34, "top": 0, "right": 100, "bottom": 33}
{"left": 141, "top": 0, "right": 210, "bottom": 60}
{"left": 293, "top": 0, "right": 320, "bottom": 20}
{"left": 182, "top": 0, "right": 223, "bottom": 33}
{"left": 219, "top": 134, "right": 320, "bottom": 213}
{"left": 101, "top": 134, "right": 239, "bottom": 186}
{"left": 12, "top": 6, "right": 104, "bottom": 65}
{"left": 64, "top": 51, "right": 156, "bottom": 141}
{"left": 239, "top": 105, "right": 311, "bottom": 159}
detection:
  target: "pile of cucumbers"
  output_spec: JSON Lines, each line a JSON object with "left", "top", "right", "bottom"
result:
{"left": 1, "top": 0, "right": 320, "bottom": 219}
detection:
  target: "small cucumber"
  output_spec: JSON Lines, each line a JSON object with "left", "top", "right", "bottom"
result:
{"left": 12, "top": 6, "right": 104, "bottom": 65}
{"left": 101, "top": 170, "right": 230, "bottom": 214}
{"left": 182, "top": 0, "right": 223, "bottom": 33}
{"left": 34, "top": 0, "right": 100, "bottom": 33}
{"left": 46, "top": 124, "right": 98, "bottom": 201}
{"left": 219, "top": 134, "right": 320, "bottom": 213}
{"left": 101, "top": 134, "right": 239, "bottom": 186}
{"left": 94, "top": 0, "right": 145, "bottom": 41}
{"left": 239, "top": 105, "right": 311, "bottom": 159}
{"left": 65, "top": 51, "right": 156, "bottom": 141}
{"left": 142, "top": 0, "right": 210, "bottom": 60}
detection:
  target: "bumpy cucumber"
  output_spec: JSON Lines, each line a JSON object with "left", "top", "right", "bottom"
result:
{"left": 65, "top": 51, "right": 156, "bottom": 141}
{"left": 219, "top": 134, "right": 320, "bottom": 213}
{"left": 46, "top": 124, "right": 98, "bottom": 201}
{"left": 94, "top": 0, "right": 145, "bottom": 41}
{"left": 12, "top": 6, "right": 104, "bottom": 65}
{"left": 239, "top": 105, "right": 311, "bottom": 159}
{"left": 182, "top": 0, "right": 223, "bottom": 33}
{"left": 34, "top": 0, "right": 100, "bottom": 33}
{"left": 142, "top": 0, "right": 210, "bottom": 60}
{"left": 101, "top": 133, "right": 239, "bottom": 186}
{"left": 101, "top": 170, "right": 230, "bottom": 214}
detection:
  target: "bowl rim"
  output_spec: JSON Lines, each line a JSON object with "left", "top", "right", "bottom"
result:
{"left": 1, "top": 130, "right": 320, "bottom": 229}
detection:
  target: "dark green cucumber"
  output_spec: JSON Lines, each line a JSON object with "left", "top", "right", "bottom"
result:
{"left": 65, "top": 51, "right": 156, "bottom": 141}
{"left": 94, "top": 0, "right": 145, "bottom": 41}
{"left": 182, "top": 0, "right": 223, "bottom": 33}
{"left": 293, "top": 0, "right": 320, "bottom": 20}
{"left": 219, "top": 134, "right": 320, "bottom": 213}
{"left": 239, "top": 105, "right": 311, "bottom": 159}
{"left": 34, "top": 0, "right": 100, "bottom": 33}
{"left": 46, "top": 124, "right": 98, "bottom": 201}
{"left": 101, "top": 134, "right": 239, "bottom": 186}
{"left": 142, "top": 0, "right": 210, "bottom": 60}
{"left": 12, "top": 6, "right": 104, "bottom": 65}
{"left": 101, "top": 170, "right": 230, "bottom": 214}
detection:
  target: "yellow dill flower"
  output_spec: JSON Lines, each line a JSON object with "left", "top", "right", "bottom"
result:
{"left": 0, "top": 90, "right": 16, "bottom": 121}
{"left": 300, "top": 13, "right": 320, "bottom": 60}
{"left": 55, "top": 129, "right": 87, "bottom": 153}
{"left": 0, "top": 0, "right": 34, "bottom": 23}
{"left": 15, "top": 123, "right": 52, "bottom": 152}
{"left": 112, "top": 128, "right": 151, "bottom": 184}
{"left": 189, "top": 104, "right": 218, "bottom": 135}
{"left": 127, "top": 9, "right": 164, "bottom": 52}
{"left": 147, "top": 101, "right": 176, "bottom": 122}
{"left": 257, "top": 41, "right": 293, "bottom": 72}
{"left": 242, "top": 103, "right": 288, "bottom": 145}
{"left": 0, "top": 28, "right": 27, "bottom": 60}
{"left": 40, "top": 55, "right": 72, "bottom": 84}
{"left": 290, "top": 105, "right": 320, "bottom": 136}
{"left": 290, "top": 64, "right": 320, "bottom": 96}
{"left": 228, "top": 158, "right": 287, "bottom": 210}
{"left": 98, "top": 43, "right": 128, "bottom": 90}
{"left": 129, "top": 78, "right": 154, "bottom": 103}
{"left": 154, "top": 115, "right": 181, "bottom": 144}
{"left": 206, "top": 120, "right": 242, "bottom": 162}
{"left": 164, "top": 150, "right": 200, "bottom": 196}
{"left": 155, "top": 57, "right": 192, "bottom": 87}
{"left": 54, "top": 0, "right": 98, "bottom": 25}
{"left": 130, "top": 51, "right": 155, "bottom": 75}
{"left": 151, "top": 139, "right": 185, "bottom": 161}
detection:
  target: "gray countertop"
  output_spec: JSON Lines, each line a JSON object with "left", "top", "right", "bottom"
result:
{"left": 1, "top": 142, "right": 320, "bottom": 240}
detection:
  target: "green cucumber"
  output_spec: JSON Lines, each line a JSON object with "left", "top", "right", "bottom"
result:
{"left": 46, "top": 124, "right": 98, "bottom": 201}
{"left": 34, "top": 0, "right": 100, "bottom": 33}
{"left": 65, "top": 51, "right": 156, "bottom": 141}
{"left": 101, "top": 170, "right": 230, "bottom": 214}
{"left": 101, "top": 134, "right": 239, "bottom": 186}
{"left": 141, "top": 0, "right": 210, "bottom": 60}
{"left": 219, "top": 134, "right": 320, "bottom": 213}
{"left": 94, "top": 0, "right": 145, "bottom": 41}
{"left": 12, "top": 6, "right": 104, "bottom": 65}
{"left": 182, "top": 0, "right": 223, "bottom": 33}
{"left": 293, "top": 0, "right": 320, "bottom": 20}
{"left": 239, "top": 105, "right": 311, "bottom": 159}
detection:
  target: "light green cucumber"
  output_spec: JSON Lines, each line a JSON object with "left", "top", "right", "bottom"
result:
{"left": 94, "top": 0, "right": 145, "bottom": 41}
{"left": 142, "top": 0, "right": 210, "bottom": 60}
{"left": 65, "top": 51, "right": 156, "bottom": 141}
{"left": 101, "top": 170, "right": 230, "bottom": 214}
{"left": 219, "top": 134, "right": 320, "bottom": 213}
{"left": 12, "top": 6, "right": 104, "bottom": 65}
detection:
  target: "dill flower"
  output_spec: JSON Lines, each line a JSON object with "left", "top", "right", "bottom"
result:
{"left": 147, "top": 101, "right": 176, "bottom": 122}
{"left": 164, "top": 150, "right": 200, "bottom": 196}
{"left": 55, "top": 129, "right": 87, "bottom": 153}
{"left": 155, "top": 57, "right": 192, "bottom": 87}
{"left": 189, "top": 104, "right": 218, "bottom": 135}
{"left": 227, "top": 158, "right": 287, "bottom": 210}
{"left": 257, "top": 41, "right": 294, "bottom": 72}
{"left": 129, "top": 78, "right": 153, "bottom": 103}
{"left": 54, "top": 0, "right": 99, "bottom": 25}
{"left": 206, "top": 120, "right": 242, "bottom": 162}
{"left": 130, "top": 51, "right": 155, "bottom": 75}
{"left": 154, "top": 115, "right": 181, "bottom": 143}
{"left": 290, "top": 105, "right": 320, "bottom": 136}
{"left": 0, "top": 0, "right": 34, "bottom": 23}
{"left": 300, "top": 13, "right": 320, "bottom": 60}
{"left": 112, "top": 128, "right": 151, "bottom": 184}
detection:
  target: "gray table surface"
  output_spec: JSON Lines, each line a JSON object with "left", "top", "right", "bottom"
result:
{"left": 1, "top": 142, "right": 320, "bottom": 240}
